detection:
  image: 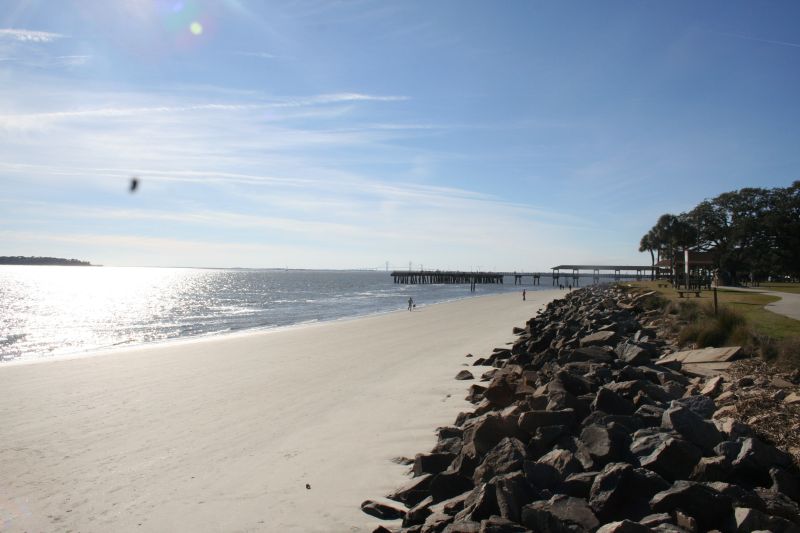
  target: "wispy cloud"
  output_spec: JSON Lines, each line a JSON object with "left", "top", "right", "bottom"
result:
{"left": 0, "top": 92, "right": 408, "bottom": 130}
{"left": 712, "top": 30, "right": 800, "bottom": 50}
{"left": 234, "top": 51, "right": 279, "bottom": 59}
{"left": 0, "top": 28, "right": 65, "bottom": 43}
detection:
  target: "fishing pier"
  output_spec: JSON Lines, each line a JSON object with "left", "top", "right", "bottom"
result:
{"left": 391, "top": 265, "right": 656, "bottom": 286}
{"left": 391, "top": 270, "right": 541, "bottom": 285}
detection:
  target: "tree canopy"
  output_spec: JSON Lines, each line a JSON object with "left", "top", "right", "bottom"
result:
{"left": 639, "top": 181, "right": 800, "bottom": 282}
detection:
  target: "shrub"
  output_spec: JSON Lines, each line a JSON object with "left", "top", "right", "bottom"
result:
{"left": 676, "top": 305, "right": 749, "bottom": 348}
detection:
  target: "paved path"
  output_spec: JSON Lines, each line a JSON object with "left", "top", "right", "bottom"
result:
{"left": 719, "top": 286, "right": 800, "bottom": 321}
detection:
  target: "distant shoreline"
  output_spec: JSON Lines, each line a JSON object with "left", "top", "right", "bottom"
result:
{"left": 0, "top": 256, "right": 92, "bottom": 266}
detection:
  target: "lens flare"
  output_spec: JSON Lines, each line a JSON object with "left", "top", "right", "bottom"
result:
{"left": 189, "top": 21, "right": 203, "bottom": 35}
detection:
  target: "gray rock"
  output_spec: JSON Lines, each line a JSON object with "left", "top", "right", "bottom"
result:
{"left": 690, "top": 456, "right": 731, "bottom": 482}
{"left": 594, "top": 387, "right": 636, "bottom": 416}
{"left": 472, "top": 437, "right": 527, "bottom": 484}
{"left": 639, "top": 437, "right": 702, "bottom": 482}
{"left": 403, "top": 495, "right": 433, "bottom": 526}
{"left": 455, "top": 481, "right": 498, "bottom": 523}
{"left": 518, "top": 409, "right": 576, "bottom": 434}
{"left": 581, "top": 330, "right": 617, "bottom": 347}
{"left": 466, "top": 384, "right": 487, "bottom": 403}
{"left": 527, "top": 424, "right": 570, "bottom": 459}
{"left": 733, "top": 437, "right": 794, "bottom": 474}
{"left": 493, "top": 471, "right": 533, "bottom": 523}
{"left": 661, "top": 404, "right": 723, "bottom": 453}
{"left": 629, "top": 428, "right": 670, "bottom": 457}
{"left": 635, "top": 404, "right": 665, "bottom": 427}
{"left": 580, "top": 424, "right": 631, "bottom": 468}
{"left": 388, "top": 472, "right": 433, "bottom": 506}
{"left": 484, "top": 373, "right": 517, "bottom": 408}
{"left": 704, "top": 481, "right": 767, "bottom": 512}
{"left": 754, "top": 487, "right": 800, "bottom": 524}
{"left": 430, "top": 472, "right": 474, "bottom": 503}
{"left": 360, "top": 498, "right": 407, "bottom": 520}
{"left": 414, "top": 453, "right": 456, "bottom": 477}
{"left": 638, "top": 513, "right": 672, "bottom": 527}
{"left": 567, "top": 345, "right": 616, "bottom": 364}
{"left": 561, "top": 471, "right": 598, "bottom": 498}
{"left": 597, "top": 520, "right": 653, "bottom": 533}
{"left": 456, "top": 370, "right": 475, "bottom": 380}
{"left": 522, "top": 494, "right": 600, "bottom": 532}
{"left": 650, "top": 480, "right": 733, "bottom": 530}
{"left": 442, "top": 521, "right": 481, "bottom": 533}
{"left": 770, "top": 466, "right": 800, "bottom": 504}
{"left": 615, "top": 343, "right": 652, "bottom": 366}
{"left": 674, "top": 395, "right": 717, "bottom": 419}
{"left": 461, "top": 414, "right": 517, "bottom": 458}
{"left": 524, "top": 448, "right": 583, "bottom": 491}
{"left": 478, "top": 516, "right": 530, "bottom": 532}
{"left": 589, "top": 462, "right": 668, "bottom": 522}
{"left": 422, "top": 511, "right": 453, "bottom": 532}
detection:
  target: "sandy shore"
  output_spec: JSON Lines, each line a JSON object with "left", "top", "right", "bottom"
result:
{"left": 0, "top": 289, "right": 560, "bottom": 532}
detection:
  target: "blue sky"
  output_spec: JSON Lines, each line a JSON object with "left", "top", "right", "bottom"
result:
{"left": 1, "top": 1, "right": 799, "bottom": 270}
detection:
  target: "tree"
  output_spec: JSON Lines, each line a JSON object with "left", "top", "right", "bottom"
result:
{"left": 639, "top": 231, "right": 656, "bottom": 280}
{"left": 641, "top": 182, "right": 800, "bottom": 284}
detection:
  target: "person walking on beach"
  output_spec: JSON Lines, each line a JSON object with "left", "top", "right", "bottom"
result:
{"left": 408, "top": 297, "right": 414, "bottom": 311}
{"left": 522, "top": 289, "right": 526, "bottom": 301}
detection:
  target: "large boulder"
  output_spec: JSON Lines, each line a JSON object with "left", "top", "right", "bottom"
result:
{"left": 589, "top": 462, "right": 669, "bottom": 522}
{"left": 414, "top": 453, "right": 456, "bottom": 477}
{"left": 388, "top": 473, "right": 433, "bottom": 506}
{"left": 522, "top": 495, "right": 600, "bottom": 532}
{"left": 638, "top": 437, "right": 702, "bottom": 482}
{"left": 674, "top": 395, "right": 717, "bottom": 419}
{"left": 650, "top": 480, "right": 733, "bottom": 531}
{"left": 524, "top": 448, "right": 583, "bottom": 490}
{"left": 518, "top": 409, "right": 576, "bottom": 434}
{"left": 472, "top": 437, "right": 527, "bottom": 484}
{"left": 429, "top": 472, "right": 474, "bottom": 503}
{"left": 579, "top": 424, "right": 631, "bottom": 468}
{"left": 615, "top": 343, "right": 652, "bottom": 366}
{"left": 661, "top": 403, "right": 723, "bottom": 453}
{"left": 484, "top": 373, "right": 518, "bottom": 408}
{"left": 360, "top": 498, "right": 407, "bottom": 520}
{"left": 580, "top": 330, "right": 617, "bottom": 347}
{"left": 493, "top": 471, "right": 534, "bottom": 523}
{"left": 593, "top": 387, "right": 636, "bottom": 416}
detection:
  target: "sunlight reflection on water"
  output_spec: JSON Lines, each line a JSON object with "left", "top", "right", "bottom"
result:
{"left": 1, "top": 266, "right": 540, "bottom": 362}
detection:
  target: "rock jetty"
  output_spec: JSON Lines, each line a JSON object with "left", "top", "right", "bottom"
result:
{"left": 362, "top": 285, "right": 800, "bottom": 532}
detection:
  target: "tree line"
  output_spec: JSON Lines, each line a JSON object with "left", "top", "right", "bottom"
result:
{"left": 639, "top": 181, "right": 799, "bottom": 284}
{"left": 0, "top": 256, "right": 92, "bottom": 266}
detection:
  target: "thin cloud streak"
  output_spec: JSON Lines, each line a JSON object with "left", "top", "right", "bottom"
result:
{"left": 0, "top": 93, "right": 408, "bottom": 130}
{"left": 0, "top": 28, "right": 65, "bottom": 42}
{"left": 713, "top": 30, "right": 800, "bottom": 49}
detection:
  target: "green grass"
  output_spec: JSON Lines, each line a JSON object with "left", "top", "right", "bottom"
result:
{"left": 625, "top": 280, "right": 800, "bottom": 340}
{"left": 624, "top": 280, "right": 800, "bottom": 369}
{"left": 757, "top": 282, "right": 800, "bottom": 295}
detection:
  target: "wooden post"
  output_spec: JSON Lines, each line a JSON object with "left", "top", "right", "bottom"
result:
{"left": 713, "top": 287, "right": 718, "bottom": 316}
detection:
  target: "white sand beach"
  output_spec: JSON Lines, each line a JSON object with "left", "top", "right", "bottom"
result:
{"left": 0, "top": 290, "right": 560, "bottom": 533}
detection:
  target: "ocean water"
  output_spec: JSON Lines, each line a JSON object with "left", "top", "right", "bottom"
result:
{"left": 1, "top": 266, "right": 570, "bottom": 363}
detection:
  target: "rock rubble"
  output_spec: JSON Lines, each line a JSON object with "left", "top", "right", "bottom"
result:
{"left": 362, "top": 285, "right": 800, "bottom": 532}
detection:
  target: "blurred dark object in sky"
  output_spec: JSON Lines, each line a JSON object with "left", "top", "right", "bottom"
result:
{"left": 130, "top": 177, "right": 139, "bottom": 193}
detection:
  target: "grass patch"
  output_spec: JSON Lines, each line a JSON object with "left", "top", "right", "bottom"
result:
{"left": 757, "top": 282, "right": 800, "bottom": 295}
{"left": 622, "top": 280, "right": 800, "bottom": 369}
{"left": 676, "top": 305, "right": 747, "bottom": 348}
{"left": 625, "top": 281, "right": 800, "bottom": 340}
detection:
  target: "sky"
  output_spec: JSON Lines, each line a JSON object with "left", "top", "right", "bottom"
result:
{"left": 1, "top": 1, "right": 799, "bottom": 270}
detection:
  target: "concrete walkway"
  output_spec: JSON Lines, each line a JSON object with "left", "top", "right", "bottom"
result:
{"left": 719, "top": 286, "right": 800, "bottom": 321}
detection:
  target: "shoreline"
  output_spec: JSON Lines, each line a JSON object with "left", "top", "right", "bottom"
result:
{"left": 0, "top": 289, "right": 561, "bottom": 532}
{"left": 3, "top": 287, "right": 556, "bottom": 367}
